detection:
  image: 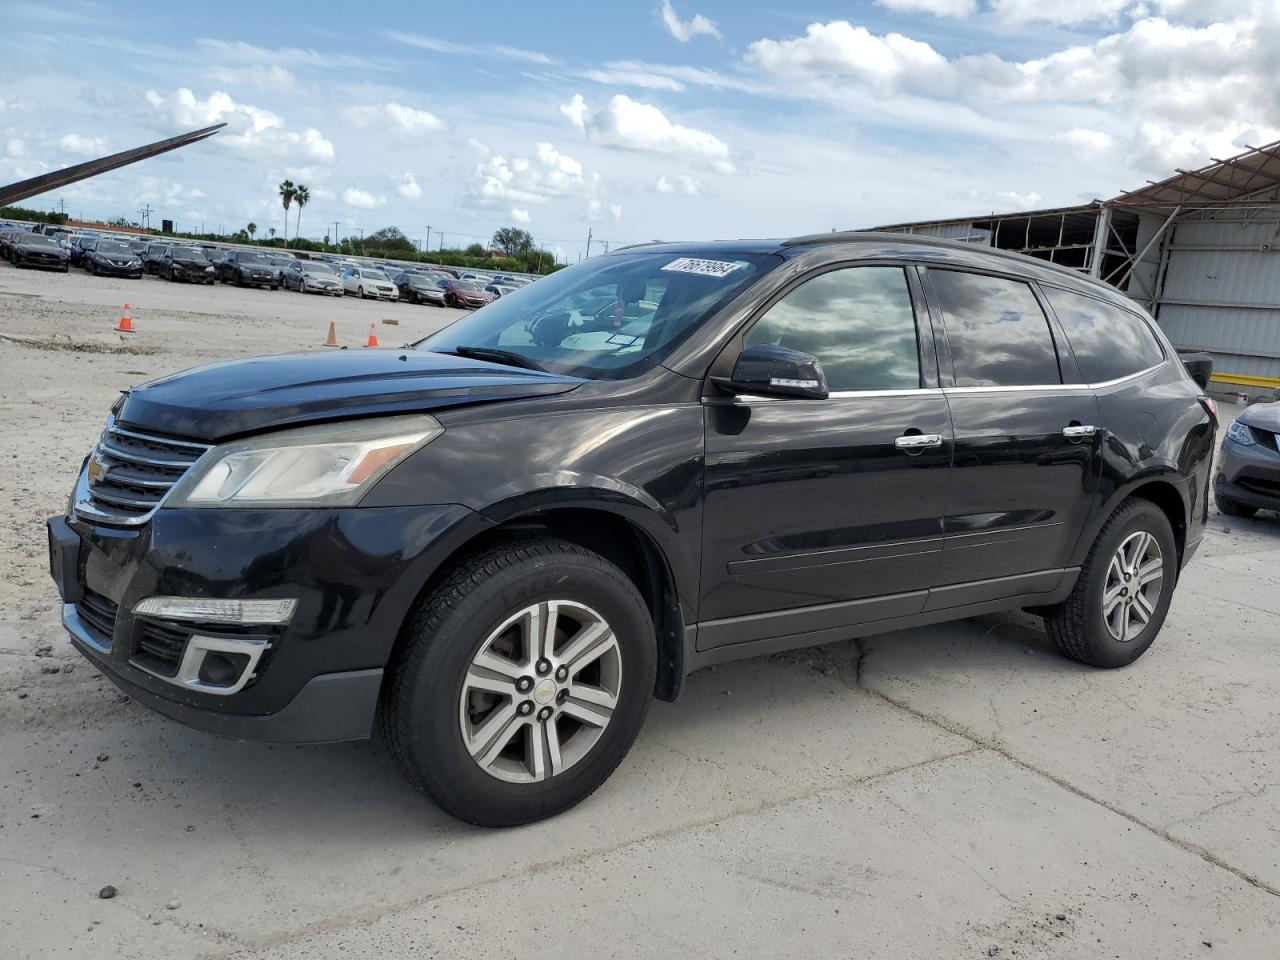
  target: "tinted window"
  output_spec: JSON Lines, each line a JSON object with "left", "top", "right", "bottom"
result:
{"left": 930, "top": 271, "right": 1061, "bottom": 387}
{"left": 745, "top": 266, "right": 921, "bottom": 391}
{"left": 1044, "top": 287, "right": 1164, "bottom": 382}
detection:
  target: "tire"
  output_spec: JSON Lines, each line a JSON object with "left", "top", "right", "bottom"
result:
{"left": 1215, "top": 494, "right": 1258, "bottom": 518}
{"left": 358, "top": 285, "right": 366, "bottom": 299}
{"left": 1041, "top": 497, "right": 1178, "bottom": 668}
{"left": 381, "top": 537, "right": 656, "bottom": 827}
{"left": 299, "top": 279, "right": 307, "bottom": 294}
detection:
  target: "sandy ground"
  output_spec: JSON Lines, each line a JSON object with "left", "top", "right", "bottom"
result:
{"left": 1, "top": 262, "right": 1278, "bottom": 959}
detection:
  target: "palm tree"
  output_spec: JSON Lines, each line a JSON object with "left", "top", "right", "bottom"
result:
{"left": 247, "top": 222, "right": 257, "bottom": 241}
{"left": 278, "top": 179, "right": 295, "bottom": 244}
{"left": 293, "top": 185, "right": 310, "bottom": 243}
{"left": 269, "top": 227, "right": 276, "bottom": 239}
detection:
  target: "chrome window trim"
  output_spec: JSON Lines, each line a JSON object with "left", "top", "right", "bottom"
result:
{"left": 704, "top": 360, "right": 1166, "bottom": 404}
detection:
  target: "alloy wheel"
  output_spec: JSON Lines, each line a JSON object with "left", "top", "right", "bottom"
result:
{"left": 1102, "top": 530, "right": 1164, "bottom": 643}
{"left": 458, "top": 600, "right": 622, "bottom": 784}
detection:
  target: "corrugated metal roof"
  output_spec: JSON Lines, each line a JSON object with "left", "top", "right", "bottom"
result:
{"left": 1112, "top": 139, "right": 1280, "bottom": 210}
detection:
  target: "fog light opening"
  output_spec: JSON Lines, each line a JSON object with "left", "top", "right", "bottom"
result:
{"left": 197, "top": 651, "right": 251, "bottom": 687}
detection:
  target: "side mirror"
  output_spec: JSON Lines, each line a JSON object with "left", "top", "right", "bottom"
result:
{"left": 713, "top": 343, "right": 829, "bottom": 400}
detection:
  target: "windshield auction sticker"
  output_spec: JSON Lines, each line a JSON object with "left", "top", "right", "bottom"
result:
{"left": 661, "top": 257, "right": 744, "bottom": 278}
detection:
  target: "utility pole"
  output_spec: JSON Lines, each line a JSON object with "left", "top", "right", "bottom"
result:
{"left": 603, "top": 240, "right": 609, "bottom": 253}
{"left": 585, "top": 227, "right": 593, "bottom": 258}
{"left": 439, "top": 233, "right": 444, "bottom": 252}
{"left": 138, "top": 204, "right": 153, "bottom": 229}
{"left": 332, "top": 221, "right": 340, "bottom": 250}
{"left": 425, "top": 225, "right": 431, "bottom": 252}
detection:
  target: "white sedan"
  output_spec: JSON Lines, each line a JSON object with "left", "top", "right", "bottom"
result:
{"left": 341, "top": 266, "right": 400, "bottom": 301}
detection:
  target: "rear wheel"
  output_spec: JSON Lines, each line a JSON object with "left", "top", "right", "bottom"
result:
{"left": 1041, "top": 498, "right": 1177, "bottom": 668}
{"left": 381, "top": 538, "right": 656, "bottom": 826}
{"left": 1215, "top": 494, "right": 1258, "bottom": 518}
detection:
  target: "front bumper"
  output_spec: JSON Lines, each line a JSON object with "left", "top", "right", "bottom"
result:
{"left": 304, "top": 282, "right": 343, "bottom": 295}
{"left": 172, "top": 266, "right": 216, "bottom": 283}
{"left": 16, "top": 253, "right": 68, "bottom": 269}
{"left": 48, "top": 501, "right": 482, "bottom": 741}
{"left": 92, "top": 261, "right": 143, "bottom": 278}
{"left": 1216, "top": 438, "right": 1280, "bottom": 510}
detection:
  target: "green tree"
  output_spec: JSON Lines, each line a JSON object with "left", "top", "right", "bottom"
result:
{"left": 247, "top": 222, "right": 257, "bottom": 240}
{"left": 278, "top": 179, "right": 295, "bottom": 243}
{"left": 293, "top": 184, "right": 309, "bottom": 242}
{"left": 465, "top": 242, "right": 486, "bottom": 257}
{"left": 363, "top": 226, "right": 414, "bottom": 251}
{"left": 491, "top": 226, "right": 533, "bottom": 256}
{"left": 269, "top": 226, "right": 276, "bottom": 239}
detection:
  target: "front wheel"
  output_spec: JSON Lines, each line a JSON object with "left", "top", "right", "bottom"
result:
{"left": 1215, "top": 494, "right": 1258, "bottom": 518}
{"left": 381, "top": 538, "right": 656, "bottom": 826}
{"left": 1041, "top": 498, "right": 1177, "bottom": 668}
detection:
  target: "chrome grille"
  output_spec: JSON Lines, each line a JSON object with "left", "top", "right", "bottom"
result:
{"left": 77, "top": 417, "right": 210, "bottom": 526}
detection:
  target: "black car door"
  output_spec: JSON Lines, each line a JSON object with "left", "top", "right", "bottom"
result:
{"left": 920, "top": 267, "right": 1103, "bottom": 598}
{"left": 698, "top": 263, "right": 954, "bottom": 650}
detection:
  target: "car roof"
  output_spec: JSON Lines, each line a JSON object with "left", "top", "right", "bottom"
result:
{"left": 609, "top": 232, "right": 1131, "bottom": 307}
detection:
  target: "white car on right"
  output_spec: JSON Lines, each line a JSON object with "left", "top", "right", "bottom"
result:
{"left": 341, "top": 266, "right": 400, "bottom": 301}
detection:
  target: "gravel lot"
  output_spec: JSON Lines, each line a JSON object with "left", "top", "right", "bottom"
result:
{"left": 1, "top": 263, "right": 1278, "bottom": 959}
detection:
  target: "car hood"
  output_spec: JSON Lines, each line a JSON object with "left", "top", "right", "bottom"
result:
{"left": 117, "top": 350, "right": 584, "bottom": 442}
{"left": 1240, "top": 401, "right": 1280, "bottom": 432}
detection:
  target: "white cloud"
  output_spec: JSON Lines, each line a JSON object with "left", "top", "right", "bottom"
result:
{"left": 208, "top": 64, "right": 297, "bottom": 89}
{"left": 468, "top": 139, "right": 597, "bottom": 208}
{"left": 395, "top": 172, "right": 423, "bottom": 200}
{"left": 511, "top": 206, "right": 531, "bottom": 223}
{"left": 563, "top": 93, "right": 733, "bottom": 169}
{"left": 1053, "top": 128, "right": 1116, "bottom": 159}
{"left": 655, "top": 173, "right": 708, "bottom": 195}
{"left": 386, "top": 32, "right": 555, "bottom": 65}
{"left": 875, "top": 0, "right": 977, "bottom": 15}
{"left": 583, "top": 68, "right": 687, "bottom": 92}
{"left": 59, "top": 133, "right": 110, "bottom": 156}
{"left": 987, "top": 0, "right": 1130, "bottom": 22}
{"left": 144, "top": 87, "right": 334, "bottom": 162}
{"left": 342, "top": 188, "right": 386, "bottom": 209}
{"left": 660, "top": 1, "right": 721, "bottom": 42}
{"left": 347, "top": 102, "right": 443, "bottom": 136}
{"left": 610, "top": 203, "right": 623, "bottom": 222}
{"left": 5, "top": 138, "right": 25, "bottom": 158}
{"left": 746, "top": 21, "right": 950, "bottom": 95}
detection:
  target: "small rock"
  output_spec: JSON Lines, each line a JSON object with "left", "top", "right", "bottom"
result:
{"left": 40, "top": 663, "right": 61, "bottom": 675}
{"left": 97, "top": 753, "right": 109, "bottom": 763}
{"left": 35, "top": 644, "right": 52, "bottom": 657}
{"left": 63, "top": 663, "right": 75, "bottom": 674}
{"left": 98, "top": 885, "right": 117, "bottom": 900}
{"left": 15, "top": 691, "right": 28, "bottom": 700}
{"left": 132, "top": 782, "right": 142, "bottom": 789}
{"left": 1203, "top": 942, "right": 1212, "bottom": 949}
{"left": 1055, "top": 914, "right": 1067, "bottom": 921}
{"left": 185, "top": 825, "right": 195, "bottom": 833}
{"left": 987, "top": 948, "right": 1000, "bottom": 957}
{"left": 166, "top": 900, "right": 180, "bottom": 911}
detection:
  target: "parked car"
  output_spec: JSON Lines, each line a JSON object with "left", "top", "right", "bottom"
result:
{"left": 218, "top": 250, "right": 278, "bottom": 288}
{"left": 161, "top": 246, "right": 216, "bottom": 284}
{"left": 392, "top": 270, "right": 447, "bottom": 305}
{"left": 484, "top": 281, "right": 521, "bottom": 299}
{"left": 127, "top": 239, "right": 150, "bottom": 258}
{"left": 440, "top": 277, "right": 494, "bottom": 308}
{"left": 70, "top": 236, "right": 99, "bottom": 267}
{"left": 284, "top": 260, "right": 344, "bottom": 296}
{"left": 1215, "top": 401, "right": 1280, "bottom": 518}
{"left": 47, "top": 233, "right": 1216, "bottom": 827}
{"left": 341, "top": 266, "right": 399, "bottom": 300}
{"left": 85, "top": 240, "right": 144, "bottom": 278}
{"left": 265, "top": 253, "right": 296, "bottom": 287}
{"left": 9, "top": 232, "right": 70, "bottom": 271}
{"left": 143, "top": 243, "right": 172, "bottom": 274}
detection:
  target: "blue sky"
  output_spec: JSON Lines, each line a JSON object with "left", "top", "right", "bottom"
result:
{"left": 0, "top": 0, "right": 1270, "bottom": 260}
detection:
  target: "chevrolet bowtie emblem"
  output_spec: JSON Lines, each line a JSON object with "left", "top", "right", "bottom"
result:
{"left": 87, "top": 455, "right": 108, "bottom": 484}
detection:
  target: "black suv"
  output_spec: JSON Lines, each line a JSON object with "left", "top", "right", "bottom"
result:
{"left": 47, "top": 234, "right": 1215, "bottom": 826}
{"left": 217, "top": 250, "right": 277, "bottom": 288}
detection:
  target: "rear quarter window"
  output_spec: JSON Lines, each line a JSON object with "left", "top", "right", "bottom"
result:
{"left": 1044, "top": 287, "right": 1165, "bottom": 383}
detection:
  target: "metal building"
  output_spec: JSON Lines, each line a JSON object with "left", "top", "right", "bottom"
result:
{"left": 873, "top": 140, "right": 1280, "bottom": 393}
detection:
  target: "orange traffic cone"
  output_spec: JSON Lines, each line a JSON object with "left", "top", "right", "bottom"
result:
{"left": 364, "top": 323, "right": 379, "bottom": 348}
{"left": 322, "top": 321, "right": 338, "bottom": 347}
{"left": 116, "top": 303, "right": 134, "bottom": 334}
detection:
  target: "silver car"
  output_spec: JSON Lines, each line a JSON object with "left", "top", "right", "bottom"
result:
{"left": 341, "top": 266, "right": 399, "bottom": 301}
{"left": 285, "top": 261, "right": 344, "bottom": 296}
{"left": 1215, "top": 398, "right": 1280, "bottom": 518}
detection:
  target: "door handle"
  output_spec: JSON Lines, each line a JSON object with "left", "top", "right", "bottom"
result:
{"left": 894, "top": 433, "right": 943, "bottom": 450}
{"left": 1062, "top": 424, "right": 1098, "bottom": 438}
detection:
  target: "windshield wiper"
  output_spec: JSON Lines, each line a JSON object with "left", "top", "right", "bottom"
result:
{"left": 450, "top": 346, "right": 546, "bottom": 372}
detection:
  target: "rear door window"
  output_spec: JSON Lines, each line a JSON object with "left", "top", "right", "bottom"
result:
{"left": 1043, "top": 287, "right": 1165, "bottom": 383}
{"left": 929, "top": 270, "right": 1062, "bottom": 387}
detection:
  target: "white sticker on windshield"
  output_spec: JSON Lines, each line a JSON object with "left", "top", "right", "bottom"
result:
{"left": 661, "top": 257, "right": 744, "bottom": 278}
{"left": 606, "top": 333, "right": 641, "bottom": 347}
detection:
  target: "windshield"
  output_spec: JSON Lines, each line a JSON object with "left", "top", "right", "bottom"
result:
{"left": 363, "top": 269, "right": 390, "bottom": 281}
{"left": 268, "top": 256, "right": 293, "bottom": 266}
{"left": 303, "top": 263, "right": 336, "bottom": 275}
{"left": 22, "top": 235, "right": 57, "bottom": 247}
{"left": 453, "top": 280, "right": 486, "bottom": 291}
{"left": 172, "top": 248, "right": 207, "bottom": 261}
{"left": 420, "top": 251, "right": 778, "bottom": 380}
{"left": 97, "top": 241, "right": 131, "bottom": 255}
{"left": 238, "top": 252, "right": 267, "bottom": 265}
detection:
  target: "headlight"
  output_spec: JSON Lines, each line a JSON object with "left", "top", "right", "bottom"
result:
{"left": 130, "top": 258, "right": 143, "bottom": 267}
{"left": 1226, "top": 420, "right": 1257, "bottom": 446}
{"left": 166, "top": 414, "right": 443, "bottom": 508}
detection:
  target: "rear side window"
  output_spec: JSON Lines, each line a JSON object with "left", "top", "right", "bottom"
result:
{"left": 930, "top": 270, "right": 1061, "bottom": 387}
{"left": 744, "top": 266, "right": 921, "bottom": 391}
{"left": 1044, "top": 287, "right": 1164, "bottom": 383}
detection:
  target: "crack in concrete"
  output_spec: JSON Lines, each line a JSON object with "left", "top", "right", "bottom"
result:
{"left": 840, "top": 648, "right": 1280, "bottom": 901}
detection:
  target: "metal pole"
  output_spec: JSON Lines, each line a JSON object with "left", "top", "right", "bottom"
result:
{"left": 586, "top": 227, "right": 592, "bottom": 259}
{"left": 1088, "top": 205, "right": 1112, "bottom": 278}
{"left": 1109, "top": 205, "right": 1181, "bottom": 289}
{"left": 425, "top": 225, "right": 431, "bottom": 251}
